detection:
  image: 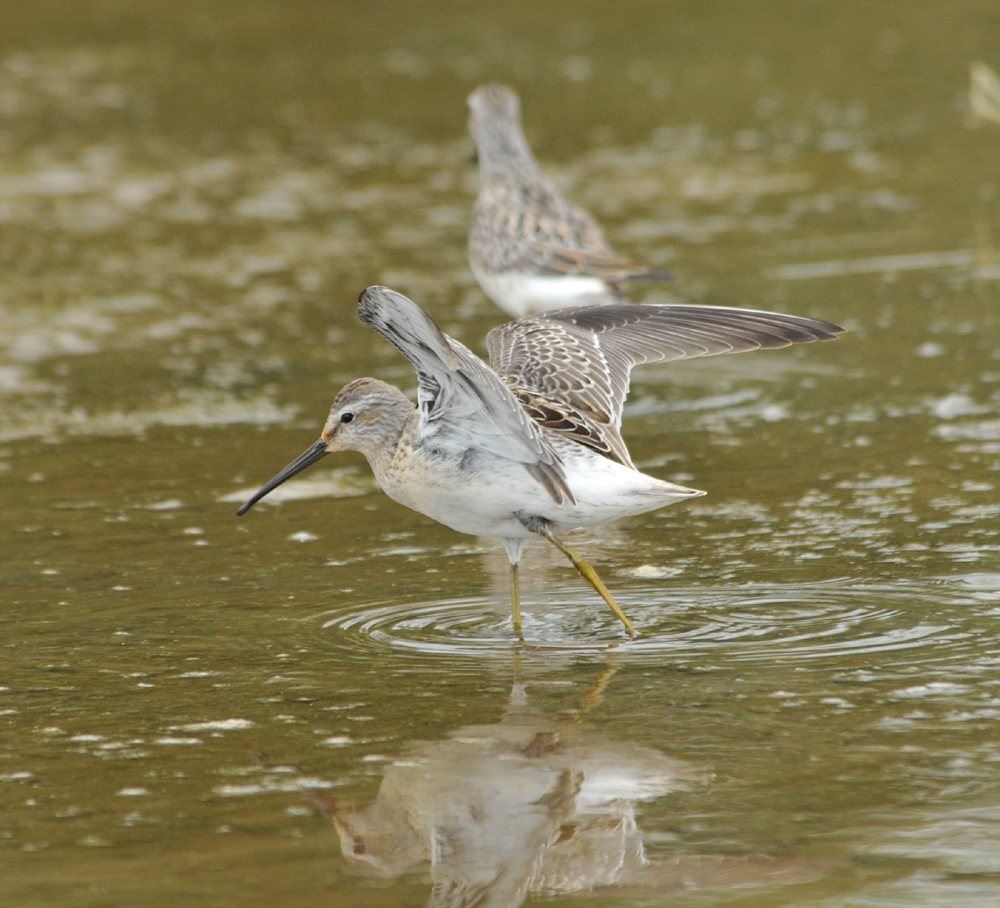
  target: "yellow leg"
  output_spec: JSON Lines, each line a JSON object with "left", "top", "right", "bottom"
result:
{"left": 542, "top": 527, "right": 636, "bottom": 633}
{"left": 510, "top": 561, "right": 522, "bottom": 633}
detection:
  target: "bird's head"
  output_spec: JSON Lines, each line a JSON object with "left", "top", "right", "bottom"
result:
{"left": 236, "top": 378, "right": 412, "bottom": 516}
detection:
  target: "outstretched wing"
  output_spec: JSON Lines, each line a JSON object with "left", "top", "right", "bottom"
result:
{"left": 358, "top": 286, "right": 574, "bottom": 504}
{"left": 487, "top": 303, "right": 845, "bottom": 462}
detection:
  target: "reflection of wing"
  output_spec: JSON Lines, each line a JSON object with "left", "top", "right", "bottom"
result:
{"left": 358, "top": 286, "right": 573, "bottom": 504}
{"left": 334, "top": 677, "right": 705, "bottom": 904}
{"left": 427, "top": 770, "right": 577, "bottom": 908}
{"left": 487, "top": 303, "right": 845, "bottom": 464}
{"left": 533, "top": 811, "right": 646, "bottom": 894}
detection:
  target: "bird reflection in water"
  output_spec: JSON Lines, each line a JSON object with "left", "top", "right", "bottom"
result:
{"left": 325, "top": 661, "right": 825, "bottom": 905}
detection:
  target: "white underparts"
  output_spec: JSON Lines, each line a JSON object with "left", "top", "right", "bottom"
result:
{"left": 474, "top": 269, "right": 611, "bottom": 318}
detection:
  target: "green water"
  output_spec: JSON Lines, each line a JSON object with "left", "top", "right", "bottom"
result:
{"left": 2, "top": 2, "right": 999, "bottom": 905}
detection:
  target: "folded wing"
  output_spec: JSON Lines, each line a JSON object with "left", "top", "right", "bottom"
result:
{"left": 533, "top": 243, "right": 670, "bottom": 282}
{"left": 473, "top": 182, "right": 650, "bottom": 281}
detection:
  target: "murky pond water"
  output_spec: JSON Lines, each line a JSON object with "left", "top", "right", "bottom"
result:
{"left": 2, "top": 2, "right": 1000, "bottom": 905}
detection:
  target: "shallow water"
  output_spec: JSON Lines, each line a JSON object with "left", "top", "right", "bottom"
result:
{"left": 2, "top": 2, "right": 1000, "bottom": 905}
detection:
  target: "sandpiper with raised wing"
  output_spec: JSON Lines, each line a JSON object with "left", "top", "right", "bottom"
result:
{"left": 238, "top": 287, "right": 844, "bottom": 635}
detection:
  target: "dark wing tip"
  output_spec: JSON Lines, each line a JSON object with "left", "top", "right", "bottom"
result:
{"left": 357, "top": 285, "right": 390, "bottom": 324}
{"left": 813, "top": 318, "right": 848, "bottom": 339}
{"left": 357, "top": 285, "right": 420, "bottom": 334}
{"left": 545, "top": 303, "right": 846, "bottom": 343}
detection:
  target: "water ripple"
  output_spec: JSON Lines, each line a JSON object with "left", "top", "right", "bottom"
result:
{"left": 319, "top": 582, "right": 980, "bottom": 662}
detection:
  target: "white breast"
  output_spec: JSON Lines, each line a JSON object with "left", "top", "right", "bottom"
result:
{"left": 376, "top": 437, "right": 703, "bottom": 542}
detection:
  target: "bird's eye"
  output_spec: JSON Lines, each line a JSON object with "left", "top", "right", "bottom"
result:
{"left": 340, "top": 412, "right": 354, "bottom": 424}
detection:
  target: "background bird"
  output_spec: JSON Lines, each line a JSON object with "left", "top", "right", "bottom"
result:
{"left": 468, "top": 83, "right": 672, "bottom": 317}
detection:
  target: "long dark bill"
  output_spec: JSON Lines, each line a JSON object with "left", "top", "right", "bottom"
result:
{"left": 236, "top": 439, "right": 328, "bottom": 516}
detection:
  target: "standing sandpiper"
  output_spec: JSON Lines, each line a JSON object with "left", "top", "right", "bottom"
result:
{"left": 468, "top": 84, "right": 670, "bottom": 317}
{"left": 238, "top": 286, "right": 844, "bottom": 635}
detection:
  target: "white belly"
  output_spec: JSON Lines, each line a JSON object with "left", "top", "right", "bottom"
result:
{"left": 375, "top": 443, "right": 704, "bottom": 541}
{"left": 473, "top": 268, "right": 612, "bottom": 318}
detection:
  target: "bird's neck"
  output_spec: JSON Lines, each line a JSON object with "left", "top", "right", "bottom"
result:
{"left": 357, "top": 385, "right": 415, "bottom": 476}
{"left": 478, "top": 128, "right": 543, "bottom": 186}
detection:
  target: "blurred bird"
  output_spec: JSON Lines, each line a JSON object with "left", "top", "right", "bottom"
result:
{"left": 468, "top": 83, "right": 671, "bottom": 317}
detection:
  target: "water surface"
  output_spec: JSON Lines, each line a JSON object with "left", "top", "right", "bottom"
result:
{"left": 2, "top": 2, "right": 1000, "bottom": 905}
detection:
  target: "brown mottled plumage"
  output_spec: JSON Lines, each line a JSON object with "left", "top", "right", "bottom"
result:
{"left": 468, "top": 84, "right": 671, "bottom": 316}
